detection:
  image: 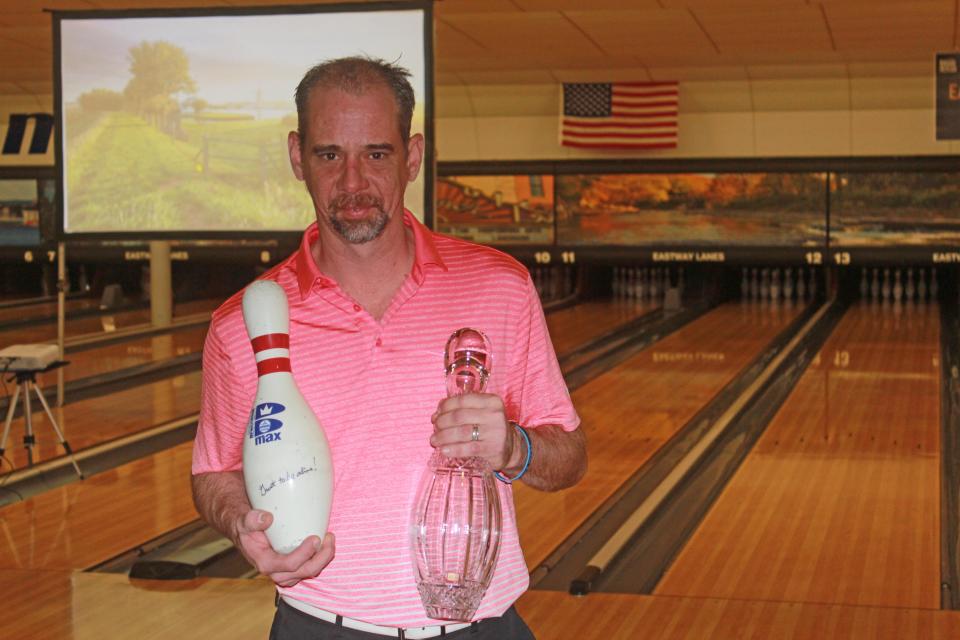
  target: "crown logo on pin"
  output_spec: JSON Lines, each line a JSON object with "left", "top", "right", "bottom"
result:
{"left": 259, "top": 405, "right": 274, "bottom": 416}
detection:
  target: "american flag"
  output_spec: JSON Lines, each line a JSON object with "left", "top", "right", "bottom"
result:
{"left": 561, "top": 82, "right": 679, "bottom": 150}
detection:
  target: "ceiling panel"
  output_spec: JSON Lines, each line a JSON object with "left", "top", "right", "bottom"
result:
{"left": 0, "top": 1, "right": 93, "bottom": 12}
{"left": 440, "top": 11, "right": 604, "bottom": 58}
{"left": 823, "top": 1, "right": 954, "bottom": 55}
{"left": 847, "top": 60, "right": 932, "bottom": 77}
{"left": 566, "top": 9, "right": 716, "bottom": 59}
{"left": 693, "top": 6, "right": 836, "bottom": 55}
{"left": 515, "top": 0, "right": 661, "bottom": 9}
{"left": 433, "top": 0, "right": 521, "bottom": 15}
{"left": 0, "top": 12, "right": 50, "bottom": 28}
{"left": 747, "top": 63, "right": 849, "bottom": 79}
{"left": 551, "top": 67, "right": 652, "bottom": 82}
{"left": 454, "top": 69, "right": 557, "bottom": 84}
{"left": 0, "top": 0, "right": 950, "bottom": 101}
{"left": 648, "top": 65, "right": 749, "bottom": 81}
{"left": 0, "top": 26, "right": 53, "bottom": 50}
{"left": 663, "top": 0, "right": 808, "bottom": 6}
{"left": 0, "top": 66, "right": 52, "bottom": 83}
{"left": 435, "top": 19, "right": 490, "bottom": 58}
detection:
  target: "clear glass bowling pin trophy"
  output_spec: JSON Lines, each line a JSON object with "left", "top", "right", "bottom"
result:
{"left": 410, "top": 328, "right": 503, "bottom": 622}
{"left": 241, "top": 280, "right": 334, "bottom": 554}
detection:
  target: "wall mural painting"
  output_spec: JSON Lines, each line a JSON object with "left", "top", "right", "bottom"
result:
{"left": 556, "top": 172, "right": 827, "bottom": 247}
{"left": 436, "top": 175, "right": 554, "bottom": 245}
{"left": 0, "top": 179, "right": 41, "bottom": 246}
{"left": 831, "top": 172, "right": 960, "bottom": 246}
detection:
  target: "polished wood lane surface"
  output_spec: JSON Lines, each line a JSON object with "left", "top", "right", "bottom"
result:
{"left": 657, "top": 302, "right": 940, "bottom": 610}
{"left": 58, "top": 327, "right": 206, "bottom": 384}
{"left": 515, "top": 590, "right": 960, "bottom": 639}
{"left": 1, "top": 299, "right": 637, "bottom": 468}
{"left": 547, "top": 299, "right": 655, "bottom": 356}
{"left": 1, "top": 370, "right": 201, "bottom": 470}
{"left": 0, "top": 442, "right": 197, "bottom": 570}
{"left": 1, "top": 570, "right": 276, "bottom": 639}
{"left": 7, "top": 569, "right": 960, "bottom": 639}
{"left": 0, "top": 297, "right": 218, "bottom": 344}
{"left": 0, "top": 296, "right": 101, "bottom": 325}
{"left": 515, "top": 301, "right": 805, "bottom": 569}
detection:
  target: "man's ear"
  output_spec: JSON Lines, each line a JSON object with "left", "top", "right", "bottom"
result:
{"left": 405, "top": 133, "right": 425, "bottom": 183}
{"left": 288, "top": 130, "right": 305, "bottom": 181}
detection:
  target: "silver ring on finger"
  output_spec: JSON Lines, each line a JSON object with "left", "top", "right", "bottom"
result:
{"left": 470, "top": 424, "right": 481, "bottom": 442}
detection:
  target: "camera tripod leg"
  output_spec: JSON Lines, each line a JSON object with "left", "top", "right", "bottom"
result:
{"left": 32, "top": 382, "right": 83, "bottom": 479}
{"left": 22, "top": 381, "right": 35, "bottom": 466}
{"left": 0, "top": 383, "right": 21, "bottom": 461}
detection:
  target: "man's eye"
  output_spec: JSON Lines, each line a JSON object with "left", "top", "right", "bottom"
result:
{"left": 370, "top": 152, "right": 385, "bottom": 160}
{"left": 323, "top": 153, "right": 337, "bottom": 161}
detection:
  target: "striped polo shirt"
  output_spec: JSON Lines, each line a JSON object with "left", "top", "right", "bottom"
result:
{"left": 192, "top": 210, "right": 580, "bottom": 627}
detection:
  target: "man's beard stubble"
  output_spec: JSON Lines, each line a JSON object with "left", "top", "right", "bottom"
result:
{"left": 327, "top": 193, "right": 389, "bottom": 244}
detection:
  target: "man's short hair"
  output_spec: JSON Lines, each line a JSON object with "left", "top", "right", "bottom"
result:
{"left": 295, "top": 56, "right": 416, "bottom": 144}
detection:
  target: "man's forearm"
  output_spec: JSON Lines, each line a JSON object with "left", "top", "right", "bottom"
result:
{"left": 505, "top": 424, "right": 587, "bottom": 492}
{"left": 191, "top": 470, "right": 251, "bottom": 543}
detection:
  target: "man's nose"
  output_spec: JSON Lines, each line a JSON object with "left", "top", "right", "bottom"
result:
{"left": 338, "top": 156, "right": 368, "bottom": 192}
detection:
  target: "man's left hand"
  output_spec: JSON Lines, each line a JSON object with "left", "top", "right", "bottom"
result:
{"left": 430, "top": 393, "right": 519, "bottom": 472}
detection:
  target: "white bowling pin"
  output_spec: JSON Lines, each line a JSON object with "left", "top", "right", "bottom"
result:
{"left": 242, "top": 280, "right": 334, "bottom": 554}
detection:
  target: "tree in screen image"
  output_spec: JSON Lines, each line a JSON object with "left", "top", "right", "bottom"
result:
{"left": 123, "top": 41, "right": 196, "bottom": 136}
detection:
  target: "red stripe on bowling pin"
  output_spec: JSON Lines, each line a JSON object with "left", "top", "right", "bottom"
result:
{"left": 251, "top": 333, "right": 290, "bottom": 353}
{"left": 251, "top": 334, "right": 291, "bottom": 376}
{"left": 257, "top": 357, "right": 292, "bottom": 376}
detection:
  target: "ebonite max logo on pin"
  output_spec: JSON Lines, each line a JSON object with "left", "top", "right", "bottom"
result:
{"left": 250, "top": 402, "right": 286, "bottom": 445}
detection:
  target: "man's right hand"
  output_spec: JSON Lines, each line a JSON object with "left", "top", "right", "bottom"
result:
{"left": 234, "top": 509, "right": 336, "bottom": 587}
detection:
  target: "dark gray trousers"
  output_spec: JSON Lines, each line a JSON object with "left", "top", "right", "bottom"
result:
{"left": 270, "top": 598, "right": 536, "bottom": 640}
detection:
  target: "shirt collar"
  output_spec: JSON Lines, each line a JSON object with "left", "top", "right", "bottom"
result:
{"left": 295, "top": 209, "right": 447, "bottom": 299}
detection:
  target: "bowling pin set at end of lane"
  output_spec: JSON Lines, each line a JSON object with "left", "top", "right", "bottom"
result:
{"left": 857, "top": 267, "right": 939, "bottom": 304}
{"left": 612, "top": 266, "right": 685, "bottom": 301}
{"left": 241, "top": 280, "right": 334, "bottom": 555}
{"left": 738, "top": 267, "right": 819, "bottom": 304}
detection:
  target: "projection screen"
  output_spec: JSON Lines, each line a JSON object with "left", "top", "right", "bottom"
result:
{"left": 55, "top": 2, "right": 431, "bottom": 238}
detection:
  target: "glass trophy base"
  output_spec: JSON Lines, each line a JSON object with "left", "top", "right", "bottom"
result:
{"left": 417, "top": 580, "right": 484, "bottom": 622}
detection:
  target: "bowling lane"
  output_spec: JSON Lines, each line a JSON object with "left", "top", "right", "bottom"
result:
{"left": 656, "top": 301, "right": 940, "bottom": 610}
{"left": 0, "top": 441, "right": 197, "bottom": 570}
{"left": 548, "top": 298, "right": 657, "bottom": 356}
{"left": 0, "top": 295, "right": 102, "bottom": 326}
{"left": 0, "top": 297, "right": 217, "bottom": 344}
{"left": 1, "top": 370, "right": 201, "bottom": 470}
{"left": 59, "top": 326, "right": 207, "bottom": 384}
{"left": 1, "top": 299, "right": 641, "bottom": 473}
{"left": 515, "top": 300, "right": 806, "bottom": 570}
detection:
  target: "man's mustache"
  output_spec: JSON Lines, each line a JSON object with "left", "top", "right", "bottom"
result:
{"left": 329, "top": 193, "right": 384, "bottom": 212}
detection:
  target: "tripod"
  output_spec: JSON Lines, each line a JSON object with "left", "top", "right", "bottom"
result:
{"left": 0, "top": 363, "right": 83, "bottom": 479}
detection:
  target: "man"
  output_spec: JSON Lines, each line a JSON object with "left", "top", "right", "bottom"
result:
{"left": 191, "top": 57, "right": 586, "bottom": 639}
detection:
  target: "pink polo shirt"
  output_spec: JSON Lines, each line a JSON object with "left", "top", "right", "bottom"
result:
{"left": 192, "top": 211, "right": 579, "bottom": 627}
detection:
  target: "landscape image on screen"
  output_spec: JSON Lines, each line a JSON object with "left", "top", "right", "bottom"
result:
{"left": 0, "top": 179, "right": 40, "bottom": 246}
{"left": 831, "top": 172, "right": 960, "bottom": 246}
{"left": 59, "top": 10, "right": 426, "bottom": 234}
{"left": 556, "top": 173, "right": 826, "bottom": 246}
{"left": 436, "top": 175, "right": 554, "bottom": 245}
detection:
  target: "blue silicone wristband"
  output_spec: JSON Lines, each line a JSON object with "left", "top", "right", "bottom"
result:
{"left": 495, "top": 422, "right": 531, "bottom": 484}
